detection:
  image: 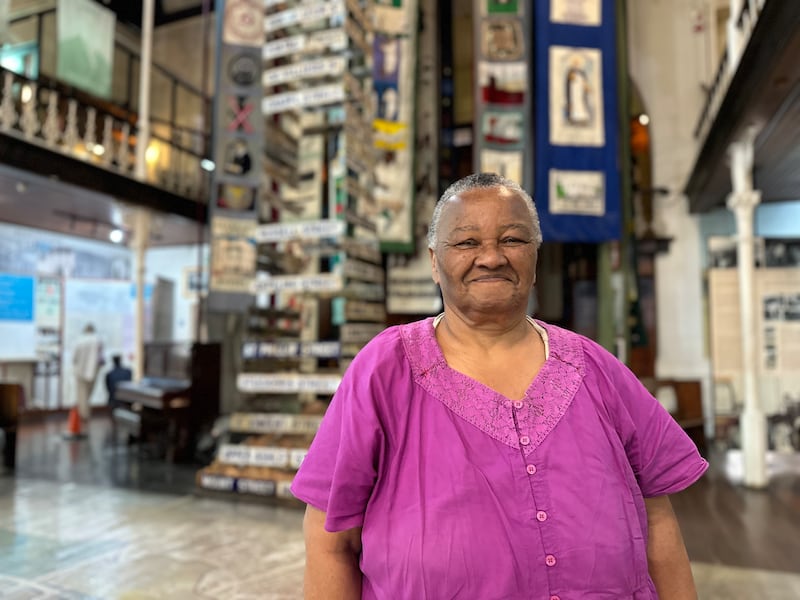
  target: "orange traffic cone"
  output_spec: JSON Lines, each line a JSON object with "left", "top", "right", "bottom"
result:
{"left": 63, "top": 407, "right": 87, "bottom": 440}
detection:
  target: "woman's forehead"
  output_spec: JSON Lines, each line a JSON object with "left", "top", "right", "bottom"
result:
{"left": 446, "top": 184, "right": 516, "bottom": 202}
{"left": 441, "top": 188, "right": 529, "bottom": 219}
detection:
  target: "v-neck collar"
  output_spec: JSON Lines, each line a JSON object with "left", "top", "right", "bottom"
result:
{"left": 400, "top": 317, "right": 585, "bottom": 455}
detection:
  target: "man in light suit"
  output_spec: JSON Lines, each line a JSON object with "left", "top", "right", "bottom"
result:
{"left": 72, "top": 323, "right": 103, "bottom": 423}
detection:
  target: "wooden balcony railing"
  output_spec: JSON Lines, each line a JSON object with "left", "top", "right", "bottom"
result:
{"left": 692, "top": 0, "right": 767, "bottom": 142}
{"left": 1, "top": 6, "right": 213, "bottom": 203}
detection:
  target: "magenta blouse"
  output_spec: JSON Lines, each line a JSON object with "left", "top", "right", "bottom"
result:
{"left": 291, "top": 318, "right": 708, "bottom": 599}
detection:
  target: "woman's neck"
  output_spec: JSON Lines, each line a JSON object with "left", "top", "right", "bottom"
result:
{"left": 437, "top": 310, "right": 533, "bottom": 352}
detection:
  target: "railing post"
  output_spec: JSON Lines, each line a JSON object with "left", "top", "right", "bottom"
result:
{"left": 126, "top": 50, "right": 134, "bottom": 111}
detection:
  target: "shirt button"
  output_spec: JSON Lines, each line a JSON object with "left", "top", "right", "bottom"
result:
{"left": 513, "top": 400, "right": 523, "bottom": 409}
{"left": 550, "top": 596, "right": 561, "bottom": 600}
{"left": 545, "top": 554, "right": 557, "bottom": 567}
{"left": 519, "top": 435, "right": 530, "bottom": 446}
{"left": 526, "top": 464, "right": 537, "bottom": 475}
{"left": 536, "top": 511, "right": 548, "bottom": 522}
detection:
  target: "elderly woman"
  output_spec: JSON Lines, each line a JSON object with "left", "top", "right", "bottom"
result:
{"left": 291, "top": 173, "right": 707, "bottom": 599}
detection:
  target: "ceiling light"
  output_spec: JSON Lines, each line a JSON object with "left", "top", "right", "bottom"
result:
{"left": 109, "top": 229, "right": 124, "bottom": 244}
{"left": 638, "top": 114, "right": 650, "bottom": 126}
{"left": 200, "top": 159, "right": 215, "bottom": 172}
{"left": 145, "top": 144, "right": 160, "bottom": 164}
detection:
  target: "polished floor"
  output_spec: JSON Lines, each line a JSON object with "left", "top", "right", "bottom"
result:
{"left": 0, "top": 415, "right": 799, "bottom": 599}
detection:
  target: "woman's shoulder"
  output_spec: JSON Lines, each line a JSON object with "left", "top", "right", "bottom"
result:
{"left": 347, "top": 317, "right": 436, "bottom": 371}
{"left": 533, "top": 319, "right": 627, "bottom": 376}
{"left": 336, "top": 319, "right": 436, "bottom": 412}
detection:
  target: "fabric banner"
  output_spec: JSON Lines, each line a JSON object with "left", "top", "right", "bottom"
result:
{"left": 371, "top": 0, "right": 418, "bottom": 252}
{"left": 385, "top": 0, "right": 441, "bottom": 315}
{"left": 56, "top": 0, "right": 115, "bottom": 99}
{"left": 473, "top": 1, "right": 533, "bottom": 193}
{"left": 534, "top": 0, "right": 621, "bottom": 242}
{"left": 208, "top": 0, "right": 264, "bottom": 310}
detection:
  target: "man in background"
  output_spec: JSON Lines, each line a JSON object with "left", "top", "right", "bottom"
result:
{"left": 72, "top": 323, "right": 103, "bottom": 424}
{"left": 105, "top": 354, "right": 132, "bottom": 411}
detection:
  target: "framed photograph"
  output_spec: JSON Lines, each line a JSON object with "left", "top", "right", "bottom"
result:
{"left": 551, "top": 0, "right": 602, "bottom": 26}
{"left": 480, "top": 149, "right": 523, "bottom": 183}
{"left": 549, "top": 46, "right": 605, "bottom": 147}
{"left": 548, "top": 168, "right": 606, "bottom": 216}
{"left": 481, "top": 19, "right": 524, "bottom": 61}
{"left": 484, "top": 0, "right": 520, "bottom": 15}
{"left": 478, "top": 61, "right": 527, "bottom": 106}
{"left": 481, "top": 109, "right": 524, "bottom": 148}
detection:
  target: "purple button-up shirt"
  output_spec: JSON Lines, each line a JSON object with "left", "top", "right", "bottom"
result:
{"left": 291, "top": 318, "right": 708, "bottom": 599}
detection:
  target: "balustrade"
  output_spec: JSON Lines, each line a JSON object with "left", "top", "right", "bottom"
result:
{"left": 1, "top": 6, "right": 212, "bottom": 203}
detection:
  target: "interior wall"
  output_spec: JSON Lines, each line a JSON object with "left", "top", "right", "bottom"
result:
{"left": 626, "top": 0, "right": 710, "bottom": 373}
{"left": 152, "top": 13, "right": 217, "bottom": 96}
{"left": 0, "top": 223, "right": 204, "bottom": 408}
{"left": 626, "top": 0, "right": 718, "bottom": 434}
{"left": 145, "top": 244, "right": 208, "bottom": 343}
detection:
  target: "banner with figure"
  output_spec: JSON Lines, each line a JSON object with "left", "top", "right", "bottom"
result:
{"left": 534, "top": 0, "right": 621, "bottom": 242}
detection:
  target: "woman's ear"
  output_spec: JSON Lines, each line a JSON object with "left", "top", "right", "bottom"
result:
{"left": 429, "top": 247, "right": 440, "bottom": 285}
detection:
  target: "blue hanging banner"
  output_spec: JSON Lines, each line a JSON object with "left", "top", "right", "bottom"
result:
{"left": 534, "top": 0, "right": 621, "bottom": 242}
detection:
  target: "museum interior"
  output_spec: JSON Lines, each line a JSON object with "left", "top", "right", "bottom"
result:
{"left": 0, "top": 0, "right": 798, "bottom": 597}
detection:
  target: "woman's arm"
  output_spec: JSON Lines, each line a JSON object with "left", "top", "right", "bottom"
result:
{"left": 644, "top": 495, "right": 697, "bottom": 599}
{"left": 302, "top": 504, "right": 363, "bottom": 600}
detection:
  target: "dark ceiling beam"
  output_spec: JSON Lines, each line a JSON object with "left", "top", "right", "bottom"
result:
{"left": 93, "top": 0, "right": 210, "bottom": 29}
{"left": 684, "top": 0, "right": 800, "bottom": 213}
{"left": 0, "top": 131, "right": 208, "bottom": 225}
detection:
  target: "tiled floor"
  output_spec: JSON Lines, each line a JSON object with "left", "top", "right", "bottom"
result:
{"left": 0, "top": 478, "right": 305, "bottom": 599}
{"left": 1, "top": 415, "right": 799, "bottom": 599}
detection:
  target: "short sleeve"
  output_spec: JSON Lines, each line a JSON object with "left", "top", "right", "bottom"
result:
{"left": 290, "top": 343, "right": 386, "bottom": 532}
{"left": 584, "top": 341, "right": 709, "bottom": 497}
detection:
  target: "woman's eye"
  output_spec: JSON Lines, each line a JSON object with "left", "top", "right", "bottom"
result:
{"left": 501, "top": 237, "right": 525, "bottom": 246}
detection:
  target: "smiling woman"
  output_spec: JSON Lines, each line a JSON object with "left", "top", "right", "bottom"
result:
{"left": 429, "top": 179, "right": 539, "bottom": 325}
{"left": 292, "top": 172, "right": 707, "bottom": 600}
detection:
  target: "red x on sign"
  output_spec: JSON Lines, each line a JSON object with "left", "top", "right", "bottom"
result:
{"left": 227, "top": 96, "right": 255, "bottom": 133}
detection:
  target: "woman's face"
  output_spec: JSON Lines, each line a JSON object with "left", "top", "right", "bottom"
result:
{"left": 429, "top": 186, "right": 538, "bottom": 319}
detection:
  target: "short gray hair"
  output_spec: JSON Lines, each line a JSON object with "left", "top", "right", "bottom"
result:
{"left": 427, "top": 172, "right": 542, "bottom": 249}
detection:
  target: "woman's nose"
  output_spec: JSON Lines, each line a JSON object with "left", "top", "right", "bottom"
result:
{"left": 474, "top": 241, "right": 508, "bottom": 267}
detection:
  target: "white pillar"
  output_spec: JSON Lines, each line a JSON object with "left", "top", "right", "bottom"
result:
{"left": 135, "top": 0, "right": 155, "bottom": 180}
{"left": 131, "top": 0, "right": 154, "bottom": 380}
{"left": 727, "top": 134, "right": 766, "bottom": 488}
{"left": 132, "top": 209, "right": 151, "bottom": 381}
